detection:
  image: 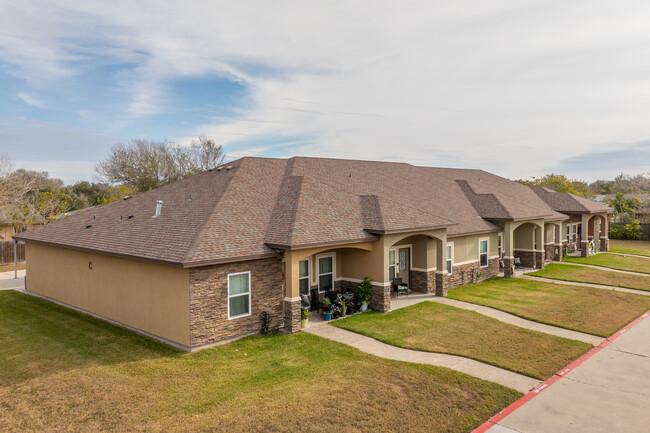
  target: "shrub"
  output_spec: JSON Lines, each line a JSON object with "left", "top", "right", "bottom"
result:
{"left": 624, "top": 220, "right": 642, "bottom": 240}
{"left": 354, "top": 277, "right": 373, "bottom": 305}
{"left": 609, "top": 223, "right": 625, "bottom": 239}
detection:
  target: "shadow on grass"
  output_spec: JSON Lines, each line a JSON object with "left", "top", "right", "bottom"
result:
{"left": 0, "top": 291, "right": 182, "bottom": 386}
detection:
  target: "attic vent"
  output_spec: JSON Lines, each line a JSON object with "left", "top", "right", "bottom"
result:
{"left": 127, "top": 215, "right": 134, "bottom": 219}
{"left": 123, "top": 195, "right": 132, "bottom": 200}
{"left": 225, "top": 165, "right": 233, "bottom": 171}
{"left": 153, "top": 200, "right": 163, "bottom": 218}
{"left": 93, "top": 215, "right": 96, "bottom": 220}
{"left": 85, "top": 224, "right": 92, "bottom": 229}
{"left": 216, "top": 167, "right": 222, "bottom": 172}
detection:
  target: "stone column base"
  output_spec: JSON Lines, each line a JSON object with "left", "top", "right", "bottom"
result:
{"left": 503, "top": 257, "right": 514, "bottom": 277}
{"left": 410, "top": 269, "right": 436, "bottom": 293}
{"left": 580, "top": 241, "right": 588, "bottom": 257}
{"left": 600, "top": 237, "right": 609, "bottom": 252}
{"left": 370, "top": 284, "right": 391, "bottom": 312}
{"left": 435, "top": 272, "right": 446, "bottom": 296}
{"left": 534, "top": 250, "right": 545, "bottom": 269}
{"left": 282, "top": 297, "right": 301, "bottom": 333}
{"left": 553, "top": 245, "right": 562, "bottom": 261}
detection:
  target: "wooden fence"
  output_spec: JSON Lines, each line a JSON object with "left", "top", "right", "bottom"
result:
{"left": 642, "top": 223, "right": 650, "bottom": 241}
{"left": 0, "top": 241, "right": 25, "bottom": 265}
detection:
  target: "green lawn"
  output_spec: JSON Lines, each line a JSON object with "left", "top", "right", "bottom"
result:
{"left": 334, "top": 302, "right": 591, "bottom": 380}
{"left": 447, "top": 278, "right": 650, "bottom": 337}
{"left": 609, "top": 239, "right": 650, "bottom": 257}
{"left": 563, "top": 253, "right": 650, "bottom": 274}
{"left": 530, "top": 263, "right": 650, "bottom": 292}
{"left": 0, "top": 291, "right": 521, "bottom": 432}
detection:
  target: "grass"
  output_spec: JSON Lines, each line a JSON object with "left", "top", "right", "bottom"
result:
{"left": 563, "top": 253, "right": 650, "bottom": 274}
{"left": 609, "top": 239, "right": 650, "bottom": 257}
{"left": 530, "top": 263, "right": 650, "bottom": 292}
{"left": 0, "top": 291, "right": 521, "bottom": 432}
{"left": 447, "top": 278, "right": 650, "bottom": 337}
{"left": 334, "top": 302, "right": 591, "bottom": 380}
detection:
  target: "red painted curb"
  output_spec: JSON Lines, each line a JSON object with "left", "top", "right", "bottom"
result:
{"left": 473, "top": 310, "right": 649, "bottom": 432}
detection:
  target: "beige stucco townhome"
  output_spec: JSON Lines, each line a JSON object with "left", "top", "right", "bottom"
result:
{"left": 16, "top": 157, "right": 612, "bottom": 351}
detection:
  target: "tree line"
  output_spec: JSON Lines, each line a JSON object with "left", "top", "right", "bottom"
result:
{"left": 0, "top": 137, "right": 224, "bottom": 232}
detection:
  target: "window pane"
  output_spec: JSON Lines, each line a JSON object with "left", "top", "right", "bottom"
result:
{"left": 480, "top": 240, "right": 487, "bottom": 254}
{"left": 229, "top": 295, "right": 249, "bottom": 317}
{"left": 229, "top": 273, "right": 249, "bottom": 296}
{"left": 498, "top": 236, "right": 501, "bottom": 247}
{"left": 299, "top": 259, "right": 309, "bottom": 278}
{"left": 319, "top": 274, "right": 333, "bottom": 291}
{"left": 389, "top": 250, "right": 395, "bottom": 265}
{"left": 480, "top": 254, "right": 488, "bottom": 267}
{"left": 389, "top": 266, "right": 395, "bottom": 281}
{"left": 299, "top": 278, "right": 309, "bottom": 295}
{"left": 446, "top": 245, "right": 451, "bottom": 260}
{"left": 446, "top": 259, "right": 452, "bottom": 274}
{"left": 319, "top": 257, "right": 332, "bottom": 274}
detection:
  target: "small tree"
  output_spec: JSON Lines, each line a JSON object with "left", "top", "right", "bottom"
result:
{"left": 624, "top": 220, "right": 642, "bottom": 240}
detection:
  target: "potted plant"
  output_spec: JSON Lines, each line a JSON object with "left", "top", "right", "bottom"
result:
{"left": 301, "top": 310, "right": 310, "bottom": 328}
{"left": 321, "top": 297, "right": 332, "bottom": 321}
{"left": 354, "top": 277, "right": 373, "bottom": 312}
{"left": 337, "top": 294, "right": 351, "bottom": 316}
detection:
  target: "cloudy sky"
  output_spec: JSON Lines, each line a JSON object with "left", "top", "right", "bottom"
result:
{"left": 1, "top": 0, "right": 650, "bottom": 184}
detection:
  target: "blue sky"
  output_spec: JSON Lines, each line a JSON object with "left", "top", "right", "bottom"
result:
{"left": 1, "top": 0, "right": 649, "bottom": 184}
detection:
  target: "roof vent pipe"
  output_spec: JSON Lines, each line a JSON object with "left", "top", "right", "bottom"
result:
{"left": 153, "top": 200, "right": 163, "bottom": 218}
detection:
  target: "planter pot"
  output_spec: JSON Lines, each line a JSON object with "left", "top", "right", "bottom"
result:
{"left": 360, "top": 302, "right": 368, "bottom": 312}
{"left": 324, "top": 312, "right": 332, "bottom": 321}
{"left": 301, "top": 318, "right": 308, "bottom": 329}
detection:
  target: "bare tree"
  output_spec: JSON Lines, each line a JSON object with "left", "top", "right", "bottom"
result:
{"left": 96, "top": 137, "right": 226, "bottom": 191}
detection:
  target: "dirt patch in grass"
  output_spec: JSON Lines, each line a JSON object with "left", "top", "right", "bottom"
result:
{"left": 334, "top": 302, "right": 591, "bottom": 380}
{"left": 609, "top": 239, "right": 650, "bottom": 257}
{"left": 0, "top": 291, "right": 521, "bottom": 432}
{"left": 447, "top": 278, "right": 650, "bottom": 337}
{"left": 530, "top": 263, "right": 650, "bottom": 292}
{"left": 563, "top": 253, "right": 650, "bottom": 274}
{"left": 0, "top": 262, "right": 25, "bottom": 273}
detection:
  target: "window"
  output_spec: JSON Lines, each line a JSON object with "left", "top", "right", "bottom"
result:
{"left": 228, "top": 271, "right": 251, "bottom": 319}
{"left": 498, "top": 234, "right": 502, "bottom": 258}
{"left": 318, "top": 256, "right": 333, "bottom": 292}
{"left": 479, "top": 239, "right": 488, "bottom": 267}
{"left": 299, "top": 259, "right": 310, "bottom": 296}
{"left": 446, "top": 244, "right": 453, "bottom": 274}
{"left": 388, "top": 249, "right": 396, "bottom": 281}
{"left": 566, "top": 225, "right": 570, "bottom": 243}
{"left": 598, "top": 221, "right": 602, "bottom": 233}
{"left": 572, "top": 224, "right": 577, "bottom": 244}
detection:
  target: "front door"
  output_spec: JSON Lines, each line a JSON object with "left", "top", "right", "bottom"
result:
{"left": 397, "top": 248, "right": 410, "bottom": 284}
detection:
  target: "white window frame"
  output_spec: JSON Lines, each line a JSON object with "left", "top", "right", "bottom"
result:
{"left": 446, "top": 243, "right": 453, "bottom": 275}
{"left": 388, "top": 249, "right": 397, "bottom": 281}
{"left": 572, "top": 224, "right": 577, "bottom": 244}
{"left": 497, "top": 233, "right": 502, "bottom": 258}
{"left": 566, "top": 225, "right": 570, "bottom": 243}
{"left": 227, "top": 271, "right": 251, "bottom": 320}
{"left": 478, "top": 238, "right": 489, "bottom": 268}
{"left": 317, "top": 254, "right": 335, "bottom": 292}
{"left": 298, "top": 258, "right": 310, "bottom": 296}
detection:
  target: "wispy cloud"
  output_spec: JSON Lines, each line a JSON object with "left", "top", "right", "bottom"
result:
{"left": 2, "top": 0, "right": 650, "bottom": 181}
{"left": 16, "top": 92, "right": 45, "bottom": 108}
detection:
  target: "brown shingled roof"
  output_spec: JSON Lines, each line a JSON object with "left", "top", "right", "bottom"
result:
{"left": 17, "top": 156, "right": 579, "bottom": 267}
{"left": 531, "top": 186, "right": 612, "bottom": 214}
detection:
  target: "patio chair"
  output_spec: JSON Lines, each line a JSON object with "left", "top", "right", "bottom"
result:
{"left": 392, "top": 278, "right": 409, "bottom": 297}
{"left": 514, "top": 257, "right": 524, "bottom": 269}
{"left": 310, "top": 288, "right": 321, "bottom": 312}
{"left": 300, "top": 294, "right": 310, "bottom": 312}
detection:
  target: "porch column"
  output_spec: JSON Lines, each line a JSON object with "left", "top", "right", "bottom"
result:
{"left": 553, "top": 224, "right": 562, "bottom": 261}
{"left": 435, "top": 234, "right": 447, "bottom": 296}
{"left": 503, "top": 222, "right": 515, "bottom": 277}
{"left": 282, "top": 252, "right": 301, "bottom": 333}
{"left": 581, "top": 214, "right": 589, "bottom": 257}
{"left": 600, "top": 214, "right": 609, "bottom": 252}
{"left": 534, "top": 224, "right": 545, "bottom": 269}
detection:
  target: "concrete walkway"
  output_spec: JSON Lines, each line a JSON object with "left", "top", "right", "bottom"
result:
{"left": 606, "top": 251, "right": 650, "bottom": 260}
{"left": 486, "top": 311, "right": 650, "bottom": 433}
{"left": 0, "top": 270, "right": 25, "bottom": 291}
{"left": 305, "top": 324, "right": 540, "bottom": 393}
{"left": 559, "top": 260, "right": 650, "bottom": 277}
{"left": 428, "top": 297, "right": 604, "bottom": 346}
{"left": 521, "top": 274, "right": 650, "bottom": 297}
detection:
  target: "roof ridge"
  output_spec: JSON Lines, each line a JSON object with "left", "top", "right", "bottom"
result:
{"left": 461, "top": 177, "right": 555, "bottom": 218}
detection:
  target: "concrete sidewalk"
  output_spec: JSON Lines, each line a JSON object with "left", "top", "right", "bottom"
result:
{"left": 521, "top": 274, "right": 650, "bottom": 297}
{"left": 0, "top": 270, "right": 25, "bottom": 291}
{"left": 484, "top": 312, "right": 650, "bottom": 433}
{"left": 305, "top": 324, "right": 540, "bottom": 393}
{"left": 428, "top": 297, "right": 603, "bottom": 346}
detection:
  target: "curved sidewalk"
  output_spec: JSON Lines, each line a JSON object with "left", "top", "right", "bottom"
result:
{"left": 428, "top": 297, "right": 604, "bottom": 346}
{"left": 521, "top": 274, "right": 650, "bottom": 297}
{"left": 606, "top": 251, "right": 650, "bottom": 259}
{"left": 305, "top": 324, "right": 541, "bottom": 393}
